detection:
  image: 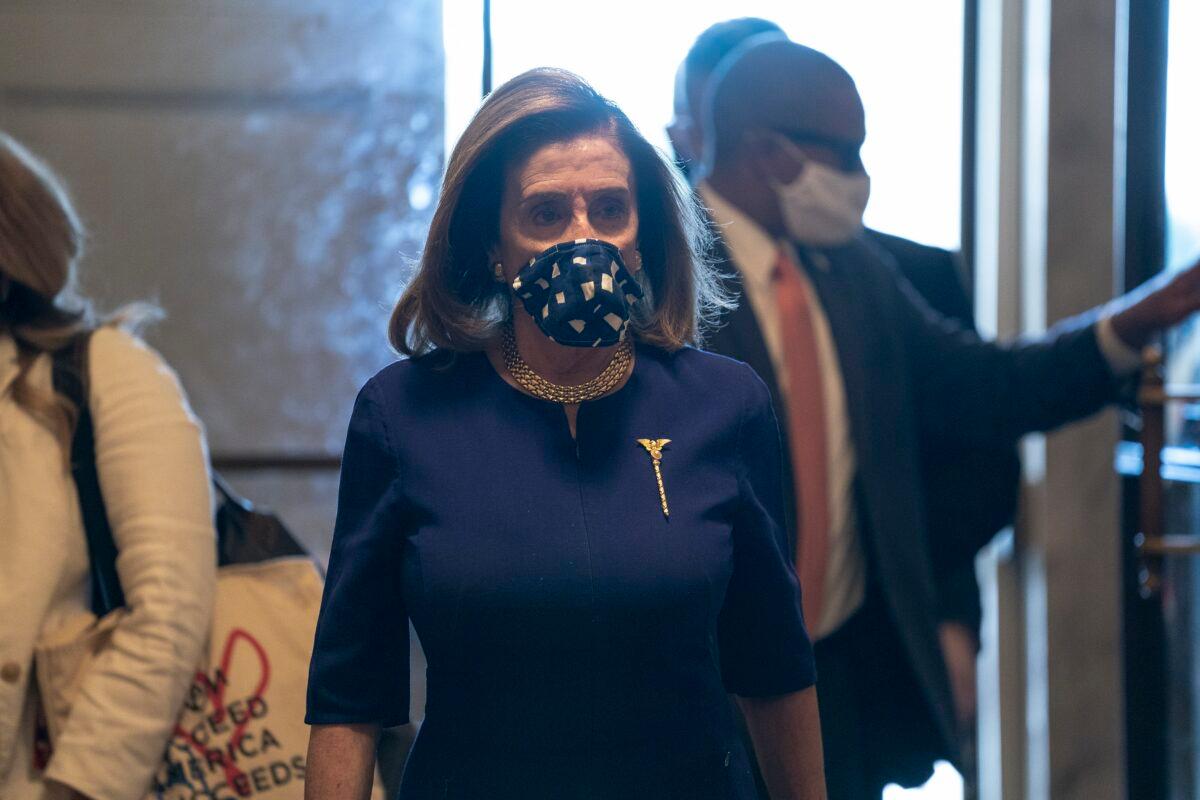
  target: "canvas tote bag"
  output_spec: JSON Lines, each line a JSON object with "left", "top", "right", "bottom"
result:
{"left": 34, "top": 559, "right": 338, "bottom": 800}
{"left": 149, "top": 557, "right": 328, "bottom": 799}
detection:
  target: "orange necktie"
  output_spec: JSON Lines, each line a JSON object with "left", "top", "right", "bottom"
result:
{"left": 774, "top": 246, "right": 830, "bottom": 632}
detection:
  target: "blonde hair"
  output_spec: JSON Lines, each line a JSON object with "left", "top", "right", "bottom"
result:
{"left": 0, "top": 131, "right": 157, "bottom": 454}
{"left": 389, "top": 68, "right": 728, "bottom": 357}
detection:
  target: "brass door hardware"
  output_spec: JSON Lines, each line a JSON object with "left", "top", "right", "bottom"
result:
{"left": 1136, "top": 348, "right": 1200, "bottom": 597}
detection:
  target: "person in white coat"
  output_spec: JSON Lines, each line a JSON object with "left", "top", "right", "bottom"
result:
{"left": 0, "top": 131, "right": 216, "bottom": 799}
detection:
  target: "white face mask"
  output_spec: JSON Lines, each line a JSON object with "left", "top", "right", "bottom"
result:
{"left": 771, "top": 138, "right": 871, "bottom": 246}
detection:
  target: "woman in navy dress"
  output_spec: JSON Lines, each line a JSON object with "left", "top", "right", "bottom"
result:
{"left": 305, "top": 68, "right": 826, "bottom": 800}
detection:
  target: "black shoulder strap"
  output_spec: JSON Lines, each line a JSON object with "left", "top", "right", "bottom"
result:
{"left": 51, "top": 333, "right": 126, "bottom": 616}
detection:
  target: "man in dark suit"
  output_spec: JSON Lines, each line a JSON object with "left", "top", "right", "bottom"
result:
{"left": 694, "top": 36, "right": 1200, "bottom": 799}
{"left": 672, "top": 20, "right": 1018, "bottom": 794}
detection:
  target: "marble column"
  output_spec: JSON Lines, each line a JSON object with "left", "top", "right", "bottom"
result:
{"left": 974, "top": 0, "right": 1129, "bottom": 797}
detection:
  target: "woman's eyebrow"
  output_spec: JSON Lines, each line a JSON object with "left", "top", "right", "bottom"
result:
{"left": 518, "top": 184, "right": 631, "bottom": 206}
{"left": 518, "top": 190, "right": 569, "bottom": 206}
{"left": 586, "top": 185, "right": 633, "bottom": 198}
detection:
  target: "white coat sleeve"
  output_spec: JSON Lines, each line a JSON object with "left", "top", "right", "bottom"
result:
{"left": 44, "top": 326, "right": 216, "bottom": 800}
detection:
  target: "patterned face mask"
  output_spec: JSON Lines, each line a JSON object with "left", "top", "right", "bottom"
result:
{"left": 511, "top": 238, "right": 644, "bottom": 348}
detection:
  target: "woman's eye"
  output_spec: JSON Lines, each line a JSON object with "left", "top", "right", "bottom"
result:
{"left": 597, "top": 201, "right": 628, "bottom": 220}
{"left": 531, "top": 205, "right": 562, "bottom": 225}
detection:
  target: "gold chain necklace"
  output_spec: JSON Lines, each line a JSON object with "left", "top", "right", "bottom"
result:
{"left": 501, "top": 325, "right": 633, "bottom": 404}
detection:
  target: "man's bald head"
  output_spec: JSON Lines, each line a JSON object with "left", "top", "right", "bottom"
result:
{"left": 707, "top": 38, "right": 865, "bottom": 172}
{"left": 668, "top": 18, "right": 785, "bottom": 176}
{"left": 681, "top": 17, "right": 785, "bottom": 128}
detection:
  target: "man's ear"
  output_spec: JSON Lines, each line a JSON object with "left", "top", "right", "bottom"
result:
{"left": 667, "top": 119, "right": 695, "bottom": 166}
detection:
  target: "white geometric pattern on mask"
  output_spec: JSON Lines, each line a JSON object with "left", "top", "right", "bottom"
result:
{"left": 511, "top": 238, "right": 642, "bottom": 347}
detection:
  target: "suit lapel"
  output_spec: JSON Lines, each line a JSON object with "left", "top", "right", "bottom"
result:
{"left": 705, "top": 232, "right": 798, "bottom": 552}
{"left": 795, "top": 245, "right": 873, "bottom": 474}
{"left": 708, "top": 237, "right": 787, "bottom": 415}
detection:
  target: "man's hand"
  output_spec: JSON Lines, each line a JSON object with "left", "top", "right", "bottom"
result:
{"left": 1111, "top": 256, "right": 1200, "bottom": 350}
{"left": 938, "top": 621, "right": 978, "bottom": 734}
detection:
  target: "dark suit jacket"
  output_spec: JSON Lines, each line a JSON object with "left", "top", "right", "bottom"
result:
{"left": 704, "top": 230, "right": 1121, "bottom": 764}
{"left": 867, "top": 229, "right": 1021, "bottom": 632}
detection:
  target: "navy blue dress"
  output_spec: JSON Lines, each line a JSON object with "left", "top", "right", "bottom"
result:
{"left": 306, "top": 345, "right": 816, "bottom": 799}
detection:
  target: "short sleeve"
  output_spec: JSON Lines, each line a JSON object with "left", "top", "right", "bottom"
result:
{"left": 718, "top": 367, "right": 817, "bottom": 697}
{"left": 306, "top": 378, "right": 410, "bottom": 726}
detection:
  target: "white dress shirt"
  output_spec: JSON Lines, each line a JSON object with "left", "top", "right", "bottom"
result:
{"left": 0, "top": 326, "right": 215, "bottom": 800}
{"left": 699, "top": 182, "right": 1142, "bottom": 641}
{"left": 701, "top": 183, "right": 865, "bottom": 639}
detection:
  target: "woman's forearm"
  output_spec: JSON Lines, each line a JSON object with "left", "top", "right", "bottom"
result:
{"left": 737, "top": 686, "right": 827, "bottom": 800}
{"left": 305, "top": 723, "right": 380, "bottom": 800}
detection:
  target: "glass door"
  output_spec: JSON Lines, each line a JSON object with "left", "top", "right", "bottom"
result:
{"left": 1159, "top": 2, "right": 1200, "bottom": 795}
{"left": 1125, "top": 2, "right": 1200, "bottom": 798}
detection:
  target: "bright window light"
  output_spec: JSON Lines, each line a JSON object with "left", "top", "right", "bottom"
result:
{"left": 1166, "top": 0, "right": 1200, "bottom": 272}
{"left": 446, "top": 1, "right": 964, "bottom": 250}
{"left": 883, "top": 760, "right": 965, "bottom": 800}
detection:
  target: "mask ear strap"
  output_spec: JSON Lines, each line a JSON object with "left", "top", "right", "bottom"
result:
{"left": 621, "top": 247, "right": 643, "bottom": 273}
{"left": 772, "top": 134, "right": 812, "bottom": 168}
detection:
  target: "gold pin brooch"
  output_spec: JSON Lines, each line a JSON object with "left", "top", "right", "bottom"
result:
{"left": 636, "top": 438, "right": 671, "bottom": 519}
